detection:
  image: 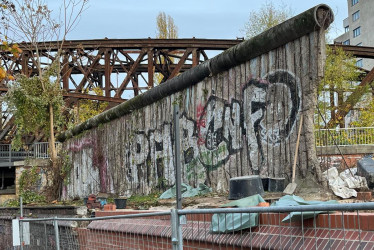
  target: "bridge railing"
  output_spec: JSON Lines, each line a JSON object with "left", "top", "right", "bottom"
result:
{"left": 315, "top": 127, "right": 374, "bottom": 146}
{"left": 0, "top": 142, "right": 60, "bottom": 162}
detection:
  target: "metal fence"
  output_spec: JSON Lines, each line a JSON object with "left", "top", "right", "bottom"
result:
{"left": 13, "top": 202, "right": 374, "bottom": 249}
{"left": 0, "top": 142, "right": 60, "bottom": 162}
{"left": 315, "top": 127, "right": 374, "bottom": 146}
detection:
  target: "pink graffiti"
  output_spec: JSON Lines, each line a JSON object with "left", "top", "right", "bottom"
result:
{"left": 68, "top": 138, "right": 93, "bottom": 152}
{"left": 67, "top": 137, "right": 109, "bottom": 193}
{"left": 257, "top": 78, "right": 270, "bottom": 84}
{"left": 196, "top": 103, "right": 206, "bottom": 146}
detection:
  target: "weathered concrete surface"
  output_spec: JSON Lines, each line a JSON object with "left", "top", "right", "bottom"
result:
{"left": 62, "top": 5, "right": 333, "bottom": 199}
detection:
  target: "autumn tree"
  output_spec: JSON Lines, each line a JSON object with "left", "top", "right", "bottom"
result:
{"left": 242, "top": 1, "right": 291, "bottom": 39}
{"left": 156, "top": 12, "right": 178, "bottom": 39}
{"left": 316, "top": 46, "right": 363, "bottom": 128}
{"left": 351, "top": 98, "right": 374, "bottom": 127}
{"left": 1, "top": 0, "right": 88, "bottom": 199}
{"left": 0, "top": 2, "right": 22, "bottom": 81}
{"left": 155, "top": 11, "right": 178, "bottom": 84}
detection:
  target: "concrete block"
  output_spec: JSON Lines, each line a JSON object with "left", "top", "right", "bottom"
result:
{"left": 229, "top": 175, "right": 264, "bottom": 200}
{"left": 268, "top": 178, "right": 285, "bottom": 192}
{"left": 357, "top": 158, "right": 374, "bottom": 189}
{"left": 76, "top": 206, "right": 88, "bottom": 216}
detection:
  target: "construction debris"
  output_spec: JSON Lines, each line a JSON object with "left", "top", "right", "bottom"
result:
{"left": 322, "top": 167, "right": 369, "bottom": 199}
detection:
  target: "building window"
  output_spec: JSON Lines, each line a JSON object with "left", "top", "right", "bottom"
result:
{"left": 353, "top": 27, "right": 361, "bottom": 37}
{"left": 345, "top": 26, "right": 349, "bottom": 33}
{"left": 356, "top": 59, "right": 363, "bottom": 68}
{"left": 343, "top": 39, "right": 350, "bottom": 45}
{"left": 352, "top": 11, "right": 360, "bottom": 21}
{"left": 352, "top": 0, "right": 359, "bottom": 6}
{"left": 356, "top": 42, "right": 362, "bottom": 46}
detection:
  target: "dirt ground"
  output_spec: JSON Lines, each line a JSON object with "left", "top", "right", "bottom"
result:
{"left": 149, "top": 176, "right": 370, "bottom": 211}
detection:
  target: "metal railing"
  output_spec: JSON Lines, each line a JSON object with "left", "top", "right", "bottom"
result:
{"left": 0, "top": 142, "right": 60, "bottom": 162}
{"left": 12, "top": 202, "right": 374, "bottom": 249}
{"left": 315, "top": 127, "right": 374, "bottom": 146}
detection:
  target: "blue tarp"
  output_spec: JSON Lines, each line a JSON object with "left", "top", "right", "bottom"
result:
{"left": 210, "top": 194, "right": 265, "bottom": 233}
{"left": 159, "top": 183, "right": 212, "bottom": 199}
{"left": 271, "top": 195, "right": 339, "bottom": 223}
{"left": 210, "top": 194, "right": 339, "bottom": 233}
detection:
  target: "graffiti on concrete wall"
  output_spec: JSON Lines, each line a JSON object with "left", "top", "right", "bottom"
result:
{"left": 116, "top": 70, "right": 301, "bottom": 185}
{"left": 65, "top": 70, "right": 301, "bottom": 194}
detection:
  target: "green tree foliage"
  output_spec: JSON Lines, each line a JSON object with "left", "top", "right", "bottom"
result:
{"left": 316, "top": 46, "right": 363, "bottom": 128}
{"left": 350, "top": 98, "right": 374, "bottom": 127}
{"left": 242, "top": 1, "right": 291, "bottom": 39}
{"left": 5, "top": 59, "right": 65, "bottom": 149}
{"left": 1, "top": 0, "right": 88, "bottom": 164}
{"left": 74, "top": 87, "right": 108, "bottom": 124}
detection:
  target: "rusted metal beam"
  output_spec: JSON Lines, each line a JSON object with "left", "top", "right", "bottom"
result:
{"left": 147, "top": 49, "right": 154, "bottom": 88}
{"left": 326, "top": 66, "right": 374, "bottom": 128}
{"left": 170, "top": 48, "right": 192, "bottom": 78}
{"left": 15, "top": 38, "right": 242, "bottom": 51}
{"left": 115, "top": 49, "right": 147, "bottom": 98}
{"left": 63, "top": 92, "right": 125, "bottom": 103}
{"left": 104, "top": 49, "right": 112, "bottom": 97}
{"left": 329, "top": 44, "right": 374, "bottom": 59}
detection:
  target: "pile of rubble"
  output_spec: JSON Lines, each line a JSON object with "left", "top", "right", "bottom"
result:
{"left": 322, "top": 167, "right": 367, "bottom": 199}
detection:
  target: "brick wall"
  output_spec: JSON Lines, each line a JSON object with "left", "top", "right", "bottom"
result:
{"left": 76, "top": 211, "right": 374, "bottom": 249}
{"left": 318, "top": 154, "right": 370, "bottom": 172}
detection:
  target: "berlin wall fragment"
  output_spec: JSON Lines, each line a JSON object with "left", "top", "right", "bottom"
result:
{"left": 59, "top": 5, "right": 334, "bottom": 198}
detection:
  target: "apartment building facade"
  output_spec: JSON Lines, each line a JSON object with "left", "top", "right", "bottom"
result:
{"left": 334, "top": 0, "right": 374, "bottom": 70}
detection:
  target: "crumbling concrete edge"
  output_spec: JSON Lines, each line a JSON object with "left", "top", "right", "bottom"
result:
{"left": 58, "top": 4, "right": 334, "bottom": 142}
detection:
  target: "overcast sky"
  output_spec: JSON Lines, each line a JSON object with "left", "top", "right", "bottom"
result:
{"left": 51, "top": 0, "right": 348, "bottom": 41}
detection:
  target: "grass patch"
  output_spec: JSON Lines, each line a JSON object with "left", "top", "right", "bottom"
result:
{"left": 127, "top": 192, "right": 162, "bottom": 209}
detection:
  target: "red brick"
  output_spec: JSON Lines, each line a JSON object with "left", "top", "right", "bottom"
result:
{"left": 364, "top": 242, "right": 374, "bottom": 250}
{"left": 357, "top": 191, "right": 372, "bottom": 201}
{"left": 362, "top": 231, "right": 374, "bottom": 242}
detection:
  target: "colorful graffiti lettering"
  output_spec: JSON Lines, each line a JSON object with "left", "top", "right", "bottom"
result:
{"left": 120, "top": 70, "right": 300, "bottom": 180}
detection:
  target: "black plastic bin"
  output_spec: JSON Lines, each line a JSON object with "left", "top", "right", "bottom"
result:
{"left": 114, "top": 198, "right": 127, "bottom": 209}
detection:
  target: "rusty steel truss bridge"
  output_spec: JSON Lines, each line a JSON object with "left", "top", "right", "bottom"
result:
{"left": 0, "top": 39, "right": 373, "bottom": 142}
{"left": 0, "top": 38, "right": 242, "bottom": 102}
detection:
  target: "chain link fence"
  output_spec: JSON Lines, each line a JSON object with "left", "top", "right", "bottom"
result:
{"left": 11, "top": 202, "right": 374, "bottom": 249}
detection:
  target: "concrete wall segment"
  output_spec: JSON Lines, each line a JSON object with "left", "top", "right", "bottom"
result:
{"left": 61, "top": 5, "right": 333, "bottom": 198}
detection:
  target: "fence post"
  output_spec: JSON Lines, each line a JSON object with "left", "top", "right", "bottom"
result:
{"left": 171, "top": 209, "right": 183, "bottom": 250}
{"left": 20, "top": 196, "right": 23, "bottom": 250}
{"left": 8, "top": 144, "right": 11, "bottom": 163}
{"left": 173, "top": 104, "right": 182, "bottom": 209}
{"left": 54, "top": 217, "right": 60, "bottom": 250}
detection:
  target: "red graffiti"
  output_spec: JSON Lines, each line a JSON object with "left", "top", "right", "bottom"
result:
{"left": 196, "top": 103, "right": 206, "bottom": 146}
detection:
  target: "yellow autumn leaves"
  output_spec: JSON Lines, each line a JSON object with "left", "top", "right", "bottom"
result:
{"left": 0, "top": 38, "right": 22, "bottom": 81}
